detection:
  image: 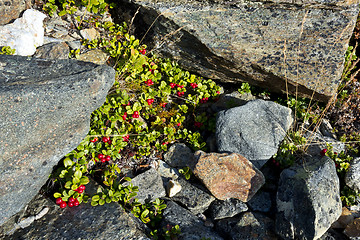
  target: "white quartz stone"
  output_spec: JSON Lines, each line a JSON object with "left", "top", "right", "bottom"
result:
{"left": 0, "top": 9, "right": 46, "bottom": 56}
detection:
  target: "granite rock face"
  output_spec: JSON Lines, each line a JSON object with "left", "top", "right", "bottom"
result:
{"left": 216, "top": 99, "right": 293, "bottom": 169}
{"left": 190, "top": 151, "right": 265, "bottom": 201}
{"left": 276, "top": 156, "right": 342, "bottom": 240}
{"left": 119, "top": 0, "right": 360, "bottom": 101}
{"left": 209, "top": 198, "right": 248, "bottom": 220}
{"left": 0, "top": 55, "right": 115, "bottom": 226}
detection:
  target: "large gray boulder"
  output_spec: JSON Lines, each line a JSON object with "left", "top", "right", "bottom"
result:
{"left": 0, "top": 55, "right": 115, "bottom": 226}
{"left": 119, "top": 0, "right": 359, "bottom": 101}
{"left": 216, "top": 99, "right": 293, "bottom": 169}
{"left": 276, "top": 156, "right": 342, "bottom": 240}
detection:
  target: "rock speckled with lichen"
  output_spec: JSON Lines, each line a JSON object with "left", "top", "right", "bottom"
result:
{"left": 119, "top": 0, "right": 360, "bottom": 101}
{"left": 0, "top": 55, "right": 115, "bottom": 226}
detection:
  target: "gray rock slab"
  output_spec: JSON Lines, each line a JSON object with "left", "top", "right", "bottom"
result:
{"left": 216, "top": 211, "right": 277, "bottom": 240}
{"left": 163, "top": 143, "right": 193, "bottom": 168}
{"left": 124, "top": 168, "right": 166, "bottom": 204}
{"left": 276, "top": 156, "right": 342, "bottom": 240}
{"left": 121, "top": 0, "right": 359, "bottom": 101}
{"left": 216, "top": 99, "right": 293, "bottom": 169}
{"left": 170, "top": 177, "right": 215, "bottom": 215}
{"left": 345, "top": 157, "right": 360, "bottom": 192}
{"left": 209, "top": 198, "right": 248, "bottom": 220}
{"left": 8, "top": 197, "right": 150, "bottom": 240}
{"left": 162, "top": 200, "right": 223, "bottom": 240}
{"left": 0, "top": 55, "right": 115, "bottom": 226}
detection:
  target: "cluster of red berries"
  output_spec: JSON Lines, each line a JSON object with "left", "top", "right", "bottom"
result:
{"left": 123, "top": 134, "right": 130, "bottom": 142}
{"left": 122, "top": 112, "right": 127, "bottom": 120}
{"left": 145, "top": 79, "right": 154, "bottom": 86}
{"left": 190, "top": 83, "right": 198, "bottom": 88}
{"left": 149, "top": 69, "right": 155, "bottom": 74}
{"left": 162, "top": 141, "right": 169, "bottom": 145}
{"left": 320, "top": 149, "right": 327, "bottom": 156}
{"left": 102, "top": 136, "right": 112, "bottom": 145}
{"left": 146, "top": 99, "right": 154, "bottom": 105}
{"left": 271, "top": 158, "right": 280, "bottom": 167}
{"left": 90, "top": 137, "right": 98, "bottom": 143}
{"left": 194, "top": 122, "right": 203, "bottom": 128}
{"left": 216, "top": 91, "right": 221, "bottom": 95}
{"left": 139, "top": 49, "right": 146, "bottom": 55}
{"left": 132, "top": 111, "right": 140, "bottom": 118}
{"left": 160, "top": 102, "right": 167, "bottom": 107}
{"left": 56, "top": 196, "right": 80, "bottom": 208}
{"left": 97, "top": 154, "right": 111, "bottom": 163}
{"left": 170, "top": 83, "right": 184, "bottom": 89}
{"left": 200, "top": 97, "right": 209, "bottom": 103}
{"left": 177, "top": 92, "right": 185, "bottom": 97}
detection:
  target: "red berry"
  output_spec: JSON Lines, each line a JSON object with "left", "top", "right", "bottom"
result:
{"left": 69, "top": 197, "right": 75, "bottom": 203}
{"left": 107, "top": 140, "right": 112, "bottom": 145}
{"left": 101, "top": 158, "right": 106, "bottom": 163}
{"left": 77, "top": 189, "right": 84, "bottom": 194}
{"left": 68, "top": 202, "right": 74, "bottom": 207}
{"left": 177, "top": 123, "right": 181, "bottom": 127}
{"left": 102, "top": 136, "right": 110, "bottom": 143}
{"left": 216, "top": 91, "right": 220, "bottom": 94}
{"left": 170, "top": 83, "right": 176, "bottom": 88}
{"left": 123, "top": 134, "right": 130, "bottom": 142}
{"left": 97, "top": 154, "right": 104, "bottom": 159}
{"left": 147, "top": 99, "right": 154, "bottom": 105}
{"left": 90, "top": 137, "right": 98, "bottom": 143}
{"left": 56, "top": 198, "right": 63, "bottom": 205}
{"left": 60, "top": 202, "right": 67, "bottom": 208}
{"left": 79, "top": 185, "right": 86, "bottom": 191}
{"left": 320, "top": 149, "right": 327, "bottom": 156}
{"left": 105, "top": 155, "right": 111, "bottom": 161}
{"left": 74, "top": 199, "right": 79, "bottom": 206}
{"left": 132, "top": 111, "right": 139, "bottom": 118}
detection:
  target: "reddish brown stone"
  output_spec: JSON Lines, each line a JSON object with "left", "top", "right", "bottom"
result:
{"left": 0, "top": 0, "right": 27, "bottom": 25}
{"left": 344, "top": 217, "right": 360, "bottom": 238}
{"left": 190, "top": 151, "right": 265, "bottom": 202}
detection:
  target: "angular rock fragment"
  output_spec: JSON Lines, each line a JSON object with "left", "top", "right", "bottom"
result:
{"left": 170, "top": 177, "right": 215, "bottom": 214}
{"left": 123, "top": 168, "right": 166, "bottom": 204}
{"left": 209, "top": 198, "right": 248, "bottom": 220}
{"left": 216, "top": 212, "right": 277, "bottom": 240}
{"left": 120, "top": 0, "right": 360, "bottom": 101}
{"left": 0, "top": 55, "right": 115, "bottom": 226}
{"left": 345, "top": 157, "right": 360, "bottom": 192}
{"left": 276, "top": 156, "right": 342, "bottom": 240}
{"left": 163, "top": 143, "right": 193, "bottom": 168}
{"left": 190, "top": 151, "right": 265, "bottom": 201}
{"left": 216, "top": 99, "right": 293, "bottom": 169}
{"left": 344, "top": 218, "right": 360, "bottom": 239}
{"left": 162, "top": 201, "right": 223, "bottom": 240}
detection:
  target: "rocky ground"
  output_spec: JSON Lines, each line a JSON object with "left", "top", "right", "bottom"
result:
{"left": 1, "top": 1, "right": 360, "bottom": 240}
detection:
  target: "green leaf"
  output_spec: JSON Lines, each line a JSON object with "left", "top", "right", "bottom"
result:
{"left": 91, "top": 201, "right": 99, "bottom": 206}
{"left": 92, "top": 195, "right": 100, "bottom": 201}
{"left": 80, "top": 176, "right": 90, "bottom": 185}
{"left": 63, "top": 158, "right": 73, "bottom": 167}
{"left": 65, "top": 181, "right": 72, "bottom": 189}
{"left": 99, "top": 198, "right": 105, "bottom": 205}
{"left": 74, "top": 170, "right": 82, "bottom": 179}
{"left": 53, "top": 192, "right": 61, "bottom": 198}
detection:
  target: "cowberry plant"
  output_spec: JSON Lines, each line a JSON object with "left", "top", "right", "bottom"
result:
{"left": 320, "top": 144, "right": 359, "bottom": 206}
{"left": 47, "top": 6, "right": 221, "bottom": 238}
{"left": 0, "top": 46, "right": 15, "bottom": 55}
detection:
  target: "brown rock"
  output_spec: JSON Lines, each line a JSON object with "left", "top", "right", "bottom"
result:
{"left": 332, "top": 207, "right": 357, "bottom": 229}
{"left": 78, "top": 49, "right": 108, "bottom": 65}
{"left": 0, "top": 0, "right": 28, "bottom": 25}
{"left": 344, "top": 217, "right": 360, "bottom": 238}
{"left": 190, "top": 151, "right": 265, "bottom": 201}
